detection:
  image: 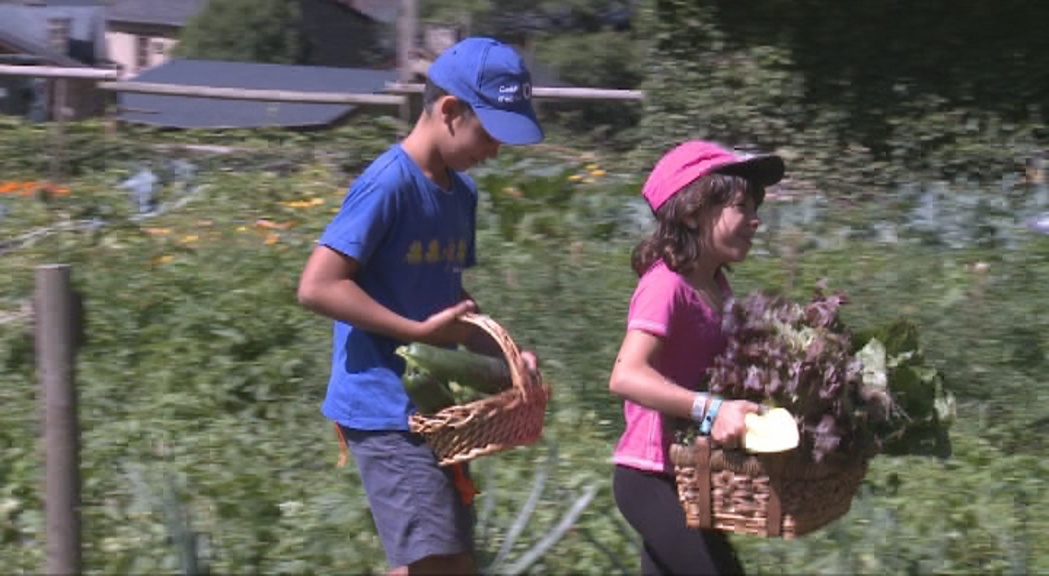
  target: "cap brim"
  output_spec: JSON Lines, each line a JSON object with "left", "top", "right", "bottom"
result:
{"left": 716, "top": 155, "right": 785, "bottom": 187}
{"left": 473, "top": 105, "right": 545, "bottom": 146}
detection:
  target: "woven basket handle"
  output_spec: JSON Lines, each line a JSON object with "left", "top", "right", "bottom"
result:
{"left": 460, "top": 312, "right": 535, "bottom": 399}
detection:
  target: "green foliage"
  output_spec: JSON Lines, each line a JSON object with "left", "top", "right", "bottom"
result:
{"left": 174, "top": 0, "right": 305, "bottom": 64}
{"left": 636, "top": 0, "right": 1049, "bottom": 198}
{"left": 0, "top": 116, "right": 401, "bottom": 185}
{"left": 535, "top": 31, "right": 646, "bottom": 151}
{"left": 854, "top": 319, "right": 956, "bottom": 457}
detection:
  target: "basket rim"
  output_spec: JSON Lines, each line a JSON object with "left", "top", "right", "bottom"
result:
{"left": 670, "top": 436, "right": 870, "bottom": 474}
{"left": 408, "top": 312, "right": 546, "bottom": 429}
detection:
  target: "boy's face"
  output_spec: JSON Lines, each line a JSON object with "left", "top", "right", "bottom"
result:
{"left": 438, "top": 97, "right": 502, "bottom": 171}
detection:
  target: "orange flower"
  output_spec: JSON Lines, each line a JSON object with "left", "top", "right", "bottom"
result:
{"left": 0, "top": 181, "right": 71, "bottom": 196}
{"left": 255, "top": 218, "right": 294, "bottom": 230}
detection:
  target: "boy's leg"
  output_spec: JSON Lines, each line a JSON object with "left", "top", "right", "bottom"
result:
{"left": 341, "top": 427, "right": 475, "bottom": 572}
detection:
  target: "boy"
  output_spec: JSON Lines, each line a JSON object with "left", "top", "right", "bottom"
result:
{"left": 296, "top": 37, "right": 544, "bottom": 575}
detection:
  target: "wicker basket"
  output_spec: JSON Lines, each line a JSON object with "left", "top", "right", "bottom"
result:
{"left": 409, "top": 313, "right": 552, "bottom": 467}
{"left": 669, "top": 436, "right": 867, "bottom": 538}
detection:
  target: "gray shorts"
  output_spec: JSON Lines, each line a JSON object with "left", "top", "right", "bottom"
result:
{"left": 341, "top": 427, "right": 475, "bottom": 568}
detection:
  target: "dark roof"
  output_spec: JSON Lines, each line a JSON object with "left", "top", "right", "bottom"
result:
{"left": 13, "top": 0, "right": 102, "bottom": 5}
{"left": 106, "top": 0, "right": 208, "bottom": 27}
{"left": 117, "top": 59, "right": 398, "bottom": 129}
{"left": 0, "top": 28, "right": 79, "bottom": 67}
{"left": 0, "top": 5, "right": 106, "bottom": 65}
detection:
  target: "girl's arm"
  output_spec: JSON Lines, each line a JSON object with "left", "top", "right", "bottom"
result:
{"left": 609, "top": 329, "right": 757, "bottom": 444}
{"left": 297, "top": 245, "right": 475, "bottom": 346}
{"left": 609, "top": 329, "right": 696, "bottom": 419}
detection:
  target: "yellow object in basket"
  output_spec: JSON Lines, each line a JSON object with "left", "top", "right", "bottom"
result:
{"left": 743, "top": 408, "right": 800, "bottom": 453}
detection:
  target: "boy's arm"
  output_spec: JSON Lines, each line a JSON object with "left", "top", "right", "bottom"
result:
{"left": 298, "top": 244, "right": 475, "bottom": 346}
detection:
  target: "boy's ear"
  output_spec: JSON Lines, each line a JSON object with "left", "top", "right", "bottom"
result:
{"left": 437, "top": 95, "right": 466, "bottom": 122}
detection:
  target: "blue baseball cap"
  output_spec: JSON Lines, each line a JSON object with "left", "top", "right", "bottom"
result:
{"left": 427, "top": 37, "right": 545, "bottom": 146}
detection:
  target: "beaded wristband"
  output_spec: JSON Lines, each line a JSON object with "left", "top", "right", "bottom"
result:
{"left": 690, "top": 392, "right": 710, "bottom": 422}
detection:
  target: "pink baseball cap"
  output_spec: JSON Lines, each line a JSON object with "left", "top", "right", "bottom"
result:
{"left": 641, "top": 140, "right": 785, "bottom": 212}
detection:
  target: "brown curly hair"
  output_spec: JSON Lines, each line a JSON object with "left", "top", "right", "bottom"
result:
{"left": 631, "top": 173, "right": 765, "bottom": 277}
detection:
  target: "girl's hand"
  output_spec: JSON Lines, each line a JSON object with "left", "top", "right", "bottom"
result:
{"left": 711, "top": 400, "right": 761, "bottom": 448}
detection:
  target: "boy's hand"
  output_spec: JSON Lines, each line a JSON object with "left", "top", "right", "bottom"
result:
{"left": 711, "top": 400, "right": 761, "bottom": 448}
{"left": 415, "top": 300, "right": 478, "bottom": 346}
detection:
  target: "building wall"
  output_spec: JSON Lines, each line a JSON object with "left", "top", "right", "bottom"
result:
{"left": 59, "top": 77, "right": 105, "bottom": 120}
{"left": 0, "top": 44, "right": 102, "bottom": 120}
{"left": 0, "top": 46, "right": 31, "bottom": 117}
{"left": 106, "top": 25, "right": 178, "bottom": 79}
{"left": 0, "top": 77, "right": 103, "bottom": 122}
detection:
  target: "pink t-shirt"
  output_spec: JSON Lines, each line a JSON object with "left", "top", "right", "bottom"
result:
{"left": 611, "top": 260, "right": 730, "bottom": 474}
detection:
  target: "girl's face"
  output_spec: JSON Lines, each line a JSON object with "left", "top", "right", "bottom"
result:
{"left": 696, "top": 190, "right": 762, "bottom": 265}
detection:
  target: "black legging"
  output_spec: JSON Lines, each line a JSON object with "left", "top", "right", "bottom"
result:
{"left": 613, "top": 465, "right": 746, "bottom": 576}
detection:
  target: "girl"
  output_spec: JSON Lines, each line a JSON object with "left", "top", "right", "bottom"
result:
{"left": 609, "top": 140, "right": 785, "bottom": 575}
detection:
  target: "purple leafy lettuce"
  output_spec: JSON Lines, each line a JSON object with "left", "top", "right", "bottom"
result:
{"left": 707, "top": 285, "right": 892, "bottom": 463}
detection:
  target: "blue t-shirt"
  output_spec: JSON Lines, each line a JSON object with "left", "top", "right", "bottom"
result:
{"left": 318, "top": 144, "right": 478, "bottom": 430}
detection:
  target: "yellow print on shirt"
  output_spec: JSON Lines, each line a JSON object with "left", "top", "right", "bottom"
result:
{"left": 404, "top": 238, "right": 468, "bottom": 265}
{"left": 442, "top": 241, "right": 458, "bottom": 263}
{"left": 425, "top": 240, "right": 442, "bottom": 263}
{"left": 405, "top": 241, "right": 423, "bottom": 264}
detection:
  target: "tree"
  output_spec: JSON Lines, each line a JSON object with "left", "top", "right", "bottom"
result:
{"left": 174, "top": 0, "right": 304, "bottom": 64}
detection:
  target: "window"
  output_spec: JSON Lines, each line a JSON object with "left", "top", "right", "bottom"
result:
{"left": 135, "top": 35, "right": 150, "bottom": 71}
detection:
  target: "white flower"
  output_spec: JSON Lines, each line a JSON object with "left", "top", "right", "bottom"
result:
{"left": 278, "top": 500, "right": 303, "bottom": 516}
{"left": 0, "top": 498, "right": 20, "bottom": 518}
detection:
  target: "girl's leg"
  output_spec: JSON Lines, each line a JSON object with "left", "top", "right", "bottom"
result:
{"left": 640, "top": 542, "right": 660, "bottom": 576}
{"left": 613, "top": 465, "right": 745, "bottom": 575}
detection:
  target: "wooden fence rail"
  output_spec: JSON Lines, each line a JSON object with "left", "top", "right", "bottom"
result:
{"left": 96, "top": 81, "right": 408, "bottom": 106}
{"left": 0, "top": 64, "right": 117, "bottom": 80}
{"left": 384, "top": 82, "right": 645, "bottom": 101}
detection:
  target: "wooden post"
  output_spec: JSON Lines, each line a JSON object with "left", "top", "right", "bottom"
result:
{"left": 397, "top": 0, "right": 418, "bottom": 132}
{"left": 103, "top": 83, "right": 119, "bottom": 138}
{"left": 50, "top": 78, "right": 67, "bottom": 184}
{"left": 35, "top": 264, "right": 81, "bottom": 576}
